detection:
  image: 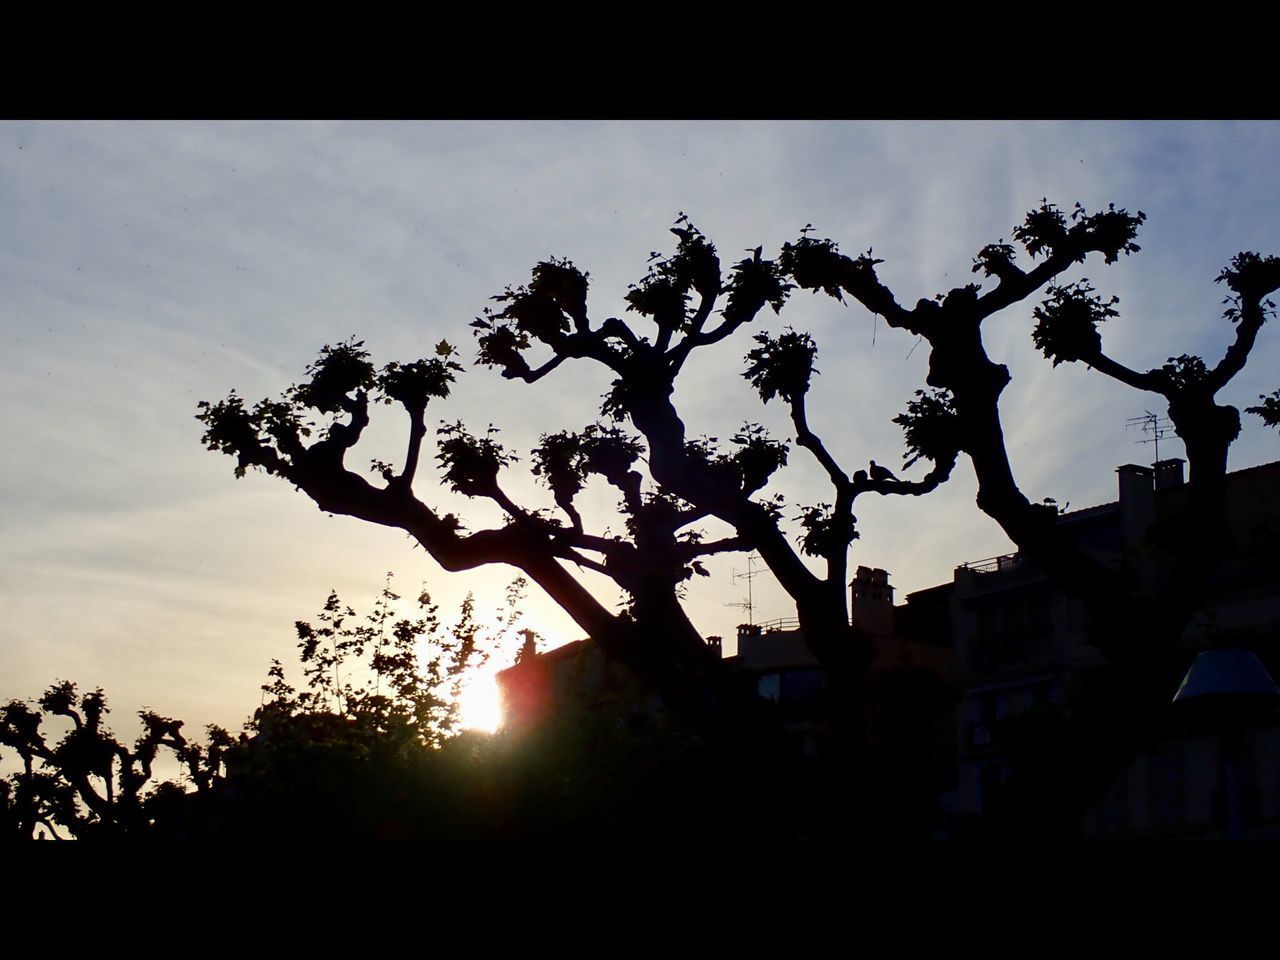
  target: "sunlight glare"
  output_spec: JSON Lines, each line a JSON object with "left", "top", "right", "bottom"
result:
{"left": 458, "top": 669, "right": 503, "bottom": 733}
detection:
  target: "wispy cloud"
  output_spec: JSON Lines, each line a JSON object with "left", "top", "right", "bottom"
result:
{"left": 3, "top": 120, "right": 1277, "bottom": 729}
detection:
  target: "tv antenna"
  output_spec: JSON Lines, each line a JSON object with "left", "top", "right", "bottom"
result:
{"left": 725, "top": 553, "right": 763, "bottom": 626}
{"left": 1126, "top": 410, "right": 1174, "bottom": 465}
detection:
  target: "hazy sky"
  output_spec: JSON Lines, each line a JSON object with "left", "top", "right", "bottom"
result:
{"left": 3, "top": 120, "right": 1278, "bottom": 736}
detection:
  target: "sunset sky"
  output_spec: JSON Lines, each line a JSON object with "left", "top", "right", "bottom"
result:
{"left": 3, "top": 120, "right": 1278, "bottom": 738}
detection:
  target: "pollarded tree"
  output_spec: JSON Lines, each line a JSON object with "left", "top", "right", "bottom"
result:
{"left": 775, "top": 204, "right": 1278, "bottom": 675}
{"left": 0, "top": 681, "right": 231, "bottom": 839}
{"left": 471, "top": 221, "right": 961, "bottom": 696}
{"left": 198, "top": 338, "right": 754, "bottom": 729}
{"left": 772, "top": 202, "right": 1280, "bottom": 828}
{"left": 199, "top": 221, "right": 964, "bottom": 749}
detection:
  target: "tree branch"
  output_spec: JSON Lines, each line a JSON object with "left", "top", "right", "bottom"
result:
{"left": 397, "top": 409, "right": 428, "bottom": 489}
{"left": 1208, "top": 294, "right": 1270, "bottom": 393}
{"left": 501, "top": 353, "right": 567, "bottom": 384}
{"left": 850, "top": 454, "right": 957, "bottom": 500}
{"left": 682, "top": 535, "right": 745, "bottom": 560}
{"left": 790, "top": 393, "right": 850, "bottom": 493}
{"left": 1083, "top": 349, "right": 1167, "bottom": 394}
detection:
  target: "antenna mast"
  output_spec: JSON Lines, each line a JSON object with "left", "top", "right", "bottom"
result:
{"left": 1126, "top": 410, "right": 1174, "bottom": 465}
{"left": 725, "top": 553, "right": 762, "bottom": 625}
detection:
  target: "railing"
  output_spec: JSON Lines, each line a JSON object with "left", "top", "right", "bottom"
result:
{"left": 758, "top": 617, "right": 800, "bottom": 634}
{"left": 958, "top": 552, "right": 1024, "bottom": 575}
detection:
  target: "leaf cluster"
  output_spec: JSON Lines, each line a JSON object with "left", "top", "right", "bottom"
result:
{"left": 531, "top": 425, "right": 644, "bottom": 503}
{"left": 1031, "top": 280, "right": 1118, "bottom": 366}
{"left": 435, "top": 422, "right": 516, "bottom": 497}
{"left": 1246, "top": 389, "right": 1280, "bottom": 429}
{"left": 626, "top": 217, "right": 721, "bottom": 328}
{"left": 379, "top": 341, "right": 465, "bottom": 412}
{"left": 743, "top": 328, "right": 818, "bottom": 405}
{"left": 1013, "top": 200, "right": 1145, "bottom": 264}
{"left": 1156, "top": 354, "right": 1209, "bottom": 392}
{"left": 893, "top": 389, "right": 960, "bottom": 469}
{"left": 794, "top": 502, "right": 858, "bottom": 559}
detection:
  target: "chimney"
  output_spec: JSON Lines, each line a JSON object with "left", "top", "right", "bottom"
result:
{"left": 706, "top": 635, "right": 723, "bottom": 658}
{"left": 851, "top": 566, "right": 895, "bottom": 636}
{"left": 1154, "top": 458, "right": 1185, "bottom": 492}
{"left": 1116, "top": 464, "right": 1155, "bottom": 549}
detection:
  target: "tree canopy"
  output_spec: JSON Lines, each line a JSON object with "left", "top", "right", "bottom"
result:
{"left": 197, "top": 203, "right": 1279, "bottom": 806}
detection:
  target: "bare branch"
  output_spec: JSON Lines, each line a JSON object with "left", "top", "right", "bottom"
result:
{"left": 500, "top": 352, "right": 567, "bottom": 384}
{"left": 791, "top": 393, "right": 849, "bottom": 493}
{"left": 1086, "top": 350, "right": 1167, "bottom": 394}
{"left": 681, "top": 535, "right": 745, "bottom": 560}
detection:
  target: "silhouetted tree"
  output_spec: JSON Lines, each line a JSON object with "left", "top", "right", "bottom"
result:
{"left": 199, "top": 206, "right": 1277, "bottom": 834}
{"left": 1, "top": 577, "right": 518, "bottom": 841}
{"left": 777, "top": 203, "right": 1280, "bottom": 831}
{"left": 198, "top": 220, "right": 959, "bottom": 752}
{"left": 0, "top": 681, "right": 231, "bottom": 839}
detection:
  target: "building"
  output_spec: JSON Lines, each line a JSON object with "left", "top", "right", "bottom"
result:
{"left": 950, "top": 458, "right": 1280, "bottom": 837}
{"left": 497, "top": 636, "right": 660, "bottom": 732}
{"left": 728, "top": 566, "right": 954, "bottom": 762}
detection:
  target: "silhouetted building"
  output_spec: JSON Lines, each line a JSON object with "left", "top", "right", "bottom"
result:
{"left": 497, "top": 567, "right": 955, "bottom": 770}
{"left": 497, "top": 637, "right": 660, "bottom": 732}
{"left": 725, "top": 567, "right": 955, "bottom": 778}
{"left": 951, "top": 458, "right": 1280, "bottom": 837}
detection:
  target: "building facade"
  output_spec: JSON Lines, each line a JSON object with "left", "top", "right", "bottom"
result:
{"left": 950, "top": 458, "right": 1280, "bottom": 837}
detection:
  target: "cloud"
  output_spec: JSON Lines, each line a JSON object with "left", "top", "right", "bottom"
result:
{"left": 2, "top": 120, "right": 1277, "bottom": 731}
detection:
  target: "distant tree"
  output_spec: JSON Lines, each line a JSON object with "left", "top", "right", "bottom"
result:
{"left": 0, "top": 681, "right": 231, "bottom": 839}
{"left": 214, "top": 574, "right": 518, "bottom": 840}
{"left": 0, "top": 576, "right": 517, "bottom": 841}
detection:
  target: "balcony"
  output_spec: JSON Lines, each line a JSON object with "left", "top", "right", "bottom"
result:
{"left": 959, "top": 552, "right": 1025, "bottom": 575}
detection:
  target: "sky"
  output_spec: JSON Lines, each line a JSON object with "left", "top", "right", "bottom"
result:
{"left": 2, "top": 120, "right": 1278, "bottom": 740}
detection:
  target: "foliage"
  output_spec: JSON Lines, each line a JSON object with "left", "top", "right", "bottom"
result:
{"left": 193, "top": 202, "right": 1280, "bottom": 842}
{"left": 1, "top": 576, "right": 525, "bottom": 841}
{"left": 743, "top": 328, "right": 818, "bottom": 405}
{"left": 892, "top": 390, "right": 960, "bottom": 470}
{"left": 0, "top": 681, "right": 231, "bottom": 839}
{"left": 1030, "top": 280, "right": 1118, "bottom": 366}
{"left": 1247, "top": 389, "right": 1280, "bottom": 428}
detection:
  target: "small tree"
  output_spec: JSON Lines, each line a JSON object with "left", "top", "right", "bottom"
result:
{"left": 0, "top": 577, "right": 519, "bottom": 841}
{"left": 0, "top": 681, "right": 231, "bottom": 839}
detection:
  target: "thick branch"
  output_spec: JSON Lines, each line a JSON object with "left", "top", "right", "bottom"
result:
{"left": 682, "top": 535, "right": 745, "bottom": 560}
{"left": 323, "top": 392, "right": 370, "bottom": 455}
{"left": 397, "top": 409, "right": 428, "bottom": 488}
{"left": 501, "top": 353, "right": 567, "bottom": 384}
{"left": 550, "top": 547, "right": 612, "bottom": 578}
{"left": 975, "top": 253, "right": 1076, "bottom": 320}
{"left": 790, "top": 394, "right": 849, "bottom": 493}
{"left": 1208, "top": 295, "right": 1269, "bottom": 393}
{"left": 850, "top": 454, "right": 957, "bottom": 500}
{"left": 837, "top": 261, "right": 918, "bottom": 332}
{"left": 1084, "top": 349, "right": 1167, "bottom": 394}
{"left": 599, "top": 317, "right": 641, "bottom": 349}
{"left": 670, "top": 310, "right": 755, "bottom": 367}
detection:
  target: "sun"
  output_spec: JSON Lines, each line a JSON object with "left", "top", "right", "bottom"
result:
{"left": 457, "top": 669, "right": 503, "bottom": 733}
